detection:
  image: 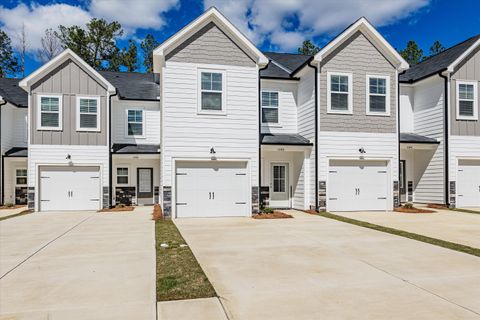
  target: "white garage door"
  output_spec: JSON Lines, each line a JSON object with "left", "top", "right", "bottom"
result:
{"left": 176, "top": 161, "right": 248, "bottom": 218}
{"left": 328, "top": 160, "right": 389, "bottom": 211}
{"left": 40, "top": 166, "right": 101, "bottom": 211}
{"left": 457, "top": 160, "right": 480, "bottom": 208}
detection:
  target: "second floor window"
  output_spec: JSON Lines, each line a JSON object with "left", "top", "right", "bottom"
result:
{"left": 328, "top": 72, "right": 352, "bottom": 114}
{"left": 261, "top": 91, "right": 279, "bottom": 123}
{"left": 367, "top": 75, "right": 390, "bottom": 115}
{"left": 127, "top": 109, "right": 144, "bottom": 137}
{"left": 77, "top": 97, "right": 100, "bottom": 131}
{"left": 199, "top": 70, "right": 225, "bottom": 113}
{"left": 38, "top": 95, "right": 62, "bottom": 130}
{"left": 457, "top": 81, "right": 478, "bottom": 120}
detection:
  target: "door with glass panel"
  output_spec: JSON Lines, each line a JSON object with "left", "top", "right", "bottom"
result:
{"left": 270, "top": 163, "right": 290, "bottom": 208}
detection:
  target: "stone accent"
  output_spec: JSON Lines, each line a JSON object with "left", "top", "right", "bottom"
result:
{"left": 251, "top": 186, "right": 259, "bottom": 213}
{"left": 154, "top": 186, "right": 160, "bottom": 204}
{"left": 449, "top": 181, "right": 456, "bottom": 208}
{"left": 407, "top": 181, "right": 413, "bottom": 202}
{"left": 318, "top": 181, "right": 327, "bottom": 211}
{"left": 260, "top": 186, "right": 270, "bottom": 209}
{"left": 27, "top": 187, "right": 35, "bottom": 210}
{"left": 393, "top": 181, "right": 400, "bottom": 207}
{"left": 115, "top": 187, "right": 136, "bottom": 206}
{"left": 102, "top": 187, "right": 110, "bottom": 208}
{"left": 163, "top": 186, "right": 172, "bottom": 217}
{"left": 15, "top": 187, "right": 28, "bottom": 205}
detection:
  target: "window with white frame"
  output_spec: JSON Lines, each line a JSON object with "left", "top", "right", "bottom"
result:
{"left": 367, "top": 75, "right": 390, "bottom": 115}
{"left": 77, "top": 96, "right": 100, "bottom": 131}
{"left": 126, "top": 109, "right": 144, "bottom": 136}
{"left": 456, "top": 81, "right": 478, "bottom": 120}
{"left": 116, "top": 168, "right": 129, "bottom": 184}
{"left": 16, "top": 169, "right": 27, "bottom": 185}
{"left": 327, "top": 72, "right": 352, "bottom": 113}
{"left": 38, "top": 95, "right": 62, "bottom": 130}
{"left": 261, "top": 91, "right": 279, "bottom": 123}
{"left": 199, "top": 71, "right": 225, "bottom": 112}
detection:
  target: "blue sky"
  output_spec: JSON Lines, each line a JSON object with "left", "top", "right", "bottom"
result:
{"left": 0, "top": 0, "right": 478, "bottom": 76}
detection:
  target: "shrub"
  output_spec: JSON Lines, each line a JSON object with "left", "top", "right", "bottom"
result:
{"left": 403, "top": 203, "right": 414, "bottom": 209}
{"left": 116, "top": 203, "right": 126, "bottom": 208}
{"left": 5, "top": 203, "right": 14, "bottom": 208}
{"left": 262, "top": 207, "right": 274, "bottom": 214}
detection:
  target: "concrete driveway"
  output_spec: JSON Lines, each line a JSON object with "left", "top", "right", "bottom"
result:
{"left": 0, "top": 208, "right": 156, "bottom": 320}
{"left": 175, "top": 211, "right": 480, "bottom": 320}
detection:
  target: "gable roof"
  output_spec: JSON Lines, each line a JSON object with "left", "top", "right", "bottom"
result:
{"left": 0, "top": 78, "right": 28, "bottom": 107}
{"left": 313, "top": 17, "right": 409, "bottom": 71}
{"left": 261, "top": 52, "right": 312, "bottom": 79}
{"left": 99, "top": 71, "right": 160, "bottom": 101}
{"left": 19, "top": 49, "right": 116, "bottom": 93}
{"left": 400, "top": 35, "right": 480, "bottom": 83}
{"left": 153, "top": 7, "right": 268, "bottom": 71}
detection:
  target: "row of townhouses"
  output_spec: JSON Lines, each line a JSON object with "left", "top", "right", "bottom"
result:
{"left": 0, "top": 8, "right": 479, "bottom": 217}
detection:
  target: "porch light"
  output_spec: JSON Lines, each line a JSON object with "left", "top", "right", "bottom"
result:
{"left": 210, "top": 147, "right": 216, "bottom": 155}
{"left": 358, "top": 148, "right": 366, "bottom": 154}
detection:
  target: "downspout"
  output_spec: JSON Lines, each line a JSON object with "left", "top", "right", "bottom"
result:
{"left": 307, "top": 60, "right": 319, "bottom": 211}
{"left": 258, "top": 64, "right": 268, "bottom": 211}
{"left": 438, "top": 71, "right": 449, "bottom": 206}
{"left": 0, "top": 99, "right": 7, "bottom": 205}
{"left": 397, "top": 70, "right": 406, "bottom": 206}
{"left": 108, "top": 90, "right": 118, "bottom": 208}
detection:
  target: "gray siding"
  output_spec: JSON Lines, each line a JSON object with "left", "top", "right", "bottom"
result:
{"left": 319, "top": 31, "right": 397, "bottom": 133}
{"left": 30, "top": 60, "right": 108, "bottom": 145}
{"left": 450, "top": 46, "right": 480, "bottom": 136}
{"left": 166, "top": 22, "right": 255, "bottom": 67}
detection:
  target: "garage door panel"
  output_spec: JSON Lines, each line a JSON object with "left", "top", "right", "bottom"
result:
{"left": 457, "top": 160, "right": 480, "bottom": 208}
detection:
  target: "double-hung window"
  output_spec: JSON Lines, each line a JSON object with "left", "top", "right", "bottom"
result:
{"left": 77, "top": 96, "right": 100, "bottom": 131}
{"left": 116, "top": 168, "right": 129, "bottom": 185}
{"left": 327, "top": 72, "right": 352, "bottom": 114}
{"left": 367, "top": 75, "right": 390, "bottom": 116}
{"left": 456, "top": 81, "right": 478, "bottom": 120}
{"left": 38, "top": 95, "right": 62, "bottom": 130}
{"left": 16, "top": 169, "right": 27, "bottom": 185}
{"left": 199, "top": 70, "right": 225, "bottom": 113}
{"left": 261, "top": 91, "right": 279, "bottom": 124}
{"left": 126, "top": 109, "right": 144, "bottom": 137}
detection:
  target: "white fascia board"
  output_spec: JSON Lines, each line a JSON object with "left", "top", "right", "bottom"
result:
{"left": 313, "top": 17, "right": 409, "bottom": 71}
{"left": 19, "top": 49, "right": 116, "bottom": 93}
{"left": 447, "top": 38, "right": 480, "bottom": 72}
{"left": 153, "top": 7, "right": 268, "bottom": 68}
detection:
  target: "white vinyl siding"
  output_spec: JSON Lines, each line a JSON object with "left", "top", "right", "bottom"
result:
{"left": 456, "top": 81, "right": 478, "bottom": 120}
{"left": 327, "top": 72, "right": 352, "bottom": 114}
{"left": 76, "top": 96, "right": 100, "bottom": 131}
{"left": 261, "top": 91, "right": 279, "bottom": 124}
{"left": 198, "top": 69, "right": 226, "bottom": 114}
{"left": 366, "top": 75, "right": 390, "bottom": 116}
{"left": 37, "top": 94, "right": 62, "bottom": 130}
{"left": 126, "top": 109, "right": 144, "bottom": 137}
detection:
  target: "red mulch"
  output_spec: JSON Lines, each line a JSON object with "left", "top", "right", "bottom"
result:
{"left": 303, "top": 209, "right": 319, "bottom": 215}
{"left": 152, "top": 204, "right": 163, "bottom": 220}
{"left": 427, "top": 203, "right": 449, "bottom": 209}
{"left": 0, "top": 205, "right": 26, "bottom": 210}
{"left": 98, "top": 206, "right": 135, "bottom": 212}
{"left": 394, "top": 207, "right": 435, "bottom": 214}
{"left": 252, "top": 211, "right": 293, "bottom": 219}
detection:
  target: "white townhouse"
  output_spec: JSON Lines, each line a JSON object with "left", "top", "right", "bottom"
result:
{"left": 1, "top": 7, "right": 477, "bottom": 215}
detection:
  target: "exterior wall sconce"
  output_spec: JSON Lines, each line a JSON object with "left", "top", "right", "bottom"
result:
{"left": 358, "top": 147, "right": 366, "bottom": 154}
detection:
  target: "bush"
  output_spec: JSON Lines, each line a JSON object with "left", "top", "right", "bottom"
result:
{"left": 5, "top": 203, "right": 14, "bottom": 208}
{"left": 403, "top": 203, "right": 414, "bottom": 209}
{"left": 115, "top": 203, "right": 126, "bottom": 208}
{"left": 262, "top": 207, "right": 274, "bottom": 214}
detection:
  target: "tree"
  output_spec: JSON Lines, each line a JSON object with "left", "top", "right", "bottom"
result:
{"left": 15, "top": 23, "right": 29, "bottom": 77}
{"left": 55, "top": 18, "right": 124, "bottom": 70}
{"left": 0, "top": 29, "right": 19, "bottom": 77}
{"left": 122, "top": 40, "right": 138, "bottom": 72}
{"left": 140, "top": 34, "right": 159, "bottom": 72}
{"left": 37, "top": 28, "right": 62, "bottom": 63}
{"left": 399, "top": 40, "right": 424, "bottom": 65}
{"left": 429, "top": 40, "right": 445, "bottom": 56}
{"left": 298, "top": 40, "right": 320, "bottom": 55}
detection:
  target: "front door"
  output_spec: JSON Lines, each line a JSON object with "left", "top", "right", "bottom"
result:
{"left": 270, "top": 163, "right": 290, "bottom": 208}
{"left": 137, "top": 168, "right": 153, "bottom": 204}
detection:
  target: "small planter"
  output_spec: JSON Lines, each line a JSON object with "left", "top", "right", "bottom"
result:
{"left": 98, "top": 206, "right": 135, "bottom": 212}
{"left": 394, "top": 207, "right": 435, "bottom": 214}
{"left": 252, "top": 211, "right": 293, "bottom": 219}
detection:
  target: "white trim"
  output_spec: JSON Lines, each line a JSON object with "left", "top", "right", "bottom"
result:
{"left": 261, "top": 90, "right": 279, "bottom": 124}
{"left": 456, "top": 80, "right": 478, "bottom": 120}
{"left": 153, "top": 7, "right": 268, "bottom": 71}
{"left": 76, "top": 96, "right": 101, "bottom": 132}
{"left": 313, "top": 17, "right": 409, "bottom": 71}
{"left": 37, "top": 94, "right": 63, "bottom": 131}
{"left": 19, "top": 49, "right": 115, "bottom": 93}
{"left": 447, "top": 38, "right": 480, "bottom": 72}
{"left": 125, "top": 108, "right": 145, "bottom": 138}
{"left": 366, "top": 74, "right": 391, "bottom": 116}
{"left": 327, "top": 71, "right": 353, "bottom": 114}
{"left": 15, "top": 168, "right": 28, "bottom": 186}
{"left": 197, "top": 68, "right": 227, "bottom": 115}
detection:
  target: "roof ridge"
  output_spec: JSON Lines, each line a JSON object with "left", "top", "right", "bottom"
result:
{"left": 263, "top": 51, "right": 312, "bottom": 57}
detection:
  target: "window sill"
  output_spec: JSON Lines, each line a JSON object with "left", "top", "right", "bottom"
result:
{"left": 37, "top": 127, "right": 63, "bottom": 131}
{"left": 366, "top": 112, "right": 390, "bottom": 117}
{"left": 262, "top": 124, "right": 282, "bottom": 128}
{"left": 456, "top": 116, "right": 478, "bottom": 121}
{"left": 77, "top": 128, "right": 101, "bottom": 132}
{"left": 327, "top": 110, "right": 352, "bottom": 115}
{"left": 197, "top": 110, "right": 227, "bottom": 116}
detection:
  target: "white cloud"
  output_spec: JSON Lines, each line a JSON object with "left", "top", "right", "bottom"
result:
{"left": 205, "top": 0, "right": 430, "bottom": 51}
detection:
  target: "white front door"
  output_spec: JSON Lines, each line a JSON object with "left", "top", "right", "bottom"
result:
{"left": 40, "top": 166, "right": 101, "bottom": 211}
{"left": 270, "top": 163, "right": 290, "bottom": 208}
{"left": 457, "top": 160, "right": 480, "bottom": 208}
{"left": 328, "top": 160, "right": 389, "bottom": 211}
{"left": 175, "top": 161, "right": 248, "bottom": 218}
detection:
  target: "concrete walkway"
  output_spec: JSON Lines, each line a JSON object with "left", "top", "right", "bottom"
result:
{"left": 334, "top": 208, "right": 480, "bottom": 248}
{"left": 157, "top": 297, "right": 228, "bottom": 320}
{"left": 175, "top": 211, "right": 480, "bottom": 320}
{"left": 0, "top": 206, "right": 28, "bottom": 220}
{"left": 0, "top": 207, "right": 156, "bottom": 319}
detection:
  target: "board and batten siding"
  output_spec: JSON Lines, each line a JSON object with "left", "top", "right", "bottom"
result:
{"left": 166, "top": 22, "right": 255, "bottom": 67}
{"left": 30, "top": 59, "right": 108, "bottom": 145}
{"left": 260, "top": 79, "right": 298, "bottom": 134}
{"left": 162, "top": 61, "right": 259, "bottom": 187}
{"left": 450, "top": 45, "right": 480, "bottom": 136}
{"left": 412, "top": 76, "right": 445, "bottom": 204}
{"left": 319, "top": 31, "right": 397, "bottom": 133}
{"left": 111, "top": 97, "right": 160, "bottom": 145}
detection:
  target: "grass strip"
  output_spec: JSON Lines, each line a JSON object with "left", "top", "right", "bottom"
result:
{"left": 0, "top": 210, "right": 32, "bottom": 222}
{"left": 450, "top": 208, "right": 480, "bottom": 215}
{"left": 315, "top": 211, "right": 480, "bottom": 257}
{"left": 156, "top": 219, "right": 216, "bottom": 301}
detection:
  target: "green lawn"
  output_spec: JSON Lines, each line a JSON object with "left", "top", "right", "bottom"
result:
{"left": 315, "top": 211, "right": 480, "bottom": 258}
{"left": 450, "top": 208, "right": 480, "bottom": 215}
{"left": 156, "top": 219, "right": 216, "bottom": 301}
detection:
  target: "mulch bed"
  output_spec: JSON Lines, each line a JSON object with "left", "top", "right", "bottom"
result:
{"left": 253, "top": 211, "right": 293, "bottom": 219}
{"left": 98, "top": 206, "right": 135, "bottom": 212}
{"left": 427, "top": 203, "right": 449, "bottom": 209}
{"left": 0, "top": 205, "right": 26, "bottom": 210}
{"left": 394, "top": 207, "right": 435, "bottom": 214}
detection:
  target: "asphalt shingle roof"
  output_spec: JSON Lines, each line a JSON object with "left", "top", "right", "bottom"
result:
{"left": 400, "top": 35, "right": 480, "bottom": 83}
{"left": 4, "top": 147, "right": 28, "bottom": 157}
{"left": 400, "top": 133, "right": 439, "bottom": 144}
{"left": 0, "top": 78, "right": 27, "bottom": 107}
{"left": 261, "top": 52, "right": 312, "bottom": 79}
{"left": 261, "top": 133, "right": 312, "bottom": 145}
{"left": 99, "top": 71, "right": 160, "bottom": 101}
{"left": 112, "top": 144, "right": 160, "bottom": 154}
